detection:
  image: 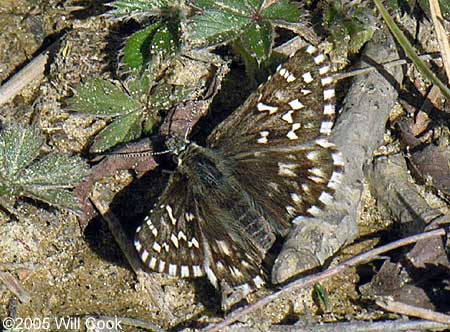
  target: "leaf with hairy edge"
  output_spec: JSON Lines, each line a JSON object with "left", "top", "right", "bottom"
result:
{"left": 108, "top": 0, "right": 169, "bottom": 18}
{"left": 0, "top": 124, "right": 43, "bottom": 178}
{"left": 90, "top": 110, "right": 143, "bottom": 153}
{"left": 67, "top": 79, "right": 141, "bottom": 117}
{"left": 0, "top": 124, "right": 89, "bottom": 213}
{"left": 262, "top": 0, "right": 301, "bottom": 22}
{"left": 18, "top": 154, "right": 89, "bottom": 187}
{"left": 238, "top": 21, "right": 273, "bottom": 64}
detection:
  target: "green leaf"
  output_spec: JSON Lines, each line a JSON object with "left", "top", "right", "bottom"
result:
{"left": 90, "top": 110, "right": 143, "bottom": 153}
{"left": 0, "top": 123, "right": 89, "bottom": 214}
{"left": 18, "top": 154, "right": 89, "bottom": 187}
{"left": 143, "top": 114, "right": 157, "bottom": 135}
{"left": 192, "top": 0, "right": 259, "bottom": 16}
{"left": 187, "top": 10, "right": 252, "bottom": 47}
{"left": 0, "top": 124, "right": 43, "bottom": 178}
{"left": 324, "top": 3, "right": 376, "bottom": 60}
{"left": 67, "top": 78, "right": 141, "bottom": 117}
{"left": 262, "top": 0, "right": 301, "bottom": 22}
{"left": 150, "top": 23, "right": 178, "bottom": 59}
{"left": 238, "top": 21, "right": 273, "bottom": 64}
{"left": 126, "top": 75, "right": 151, "bottom": 99}
{"left": 23, "top": 188, "right": 83, "bottom": 213}
{"left": 122, "top": 21, "right": 178, "bottom": 73}
{"left": 108, "top": 0, "right": 169, "bottom": 17}
{"left": 122, "top": 22, "right": 162, "bottom": 72}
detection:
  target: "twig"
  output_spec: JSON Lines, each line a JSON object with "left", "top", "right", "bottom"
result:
{"left": 429, "top": 0, "right": 450, "bottom": 82}
{"left": 270, "top": 318, "right": 450, "bottom": 332}
{"left": 333, "top": 53, "right": 441, "bottom": 81}
{"left": 203, "top": 228, "right": 447, "bottom": 332}
{"left": 89, "top": 197, "right": 143, "bottom": 275}
{"left": 376, "top": 299, "right": 450, "bottom": 325}
{"left": 0, "top": 271, "right": 31, "bottom": 303}
{"left": 0, "top": 40, "right": 59, "bottom": 106}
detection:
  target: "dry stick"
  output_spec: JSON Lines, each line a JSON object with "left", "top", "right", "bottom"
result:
{"left": 429, "top": 0, "right": 450, "bottom": 82}
{"left": 0, "top": 40, "right": 59, "bottom": 106}
{"left": 203, "top": 228, "right": 447, "bottom": 332}
{"left": 0, "top": 272, "right": 31, "bottom": 303}
{"left": 270, "top": 319, "right": 449, "bottom": 332}
{"left": 333, "top": 53, "right": 441, "bottom": 81}
{"left": 376, "top": 299, "right": 450, "bottom": 325}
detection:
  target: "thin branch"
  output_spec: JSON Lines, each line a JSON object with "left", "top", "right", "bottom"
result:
{"left": 0, "top": 40, "right": 59, "bottom": 106}
{"left": 429, "top": 0, "right": 450, "bottom": 82}
{"left": 270, "top": 318, "right": 450, "bottom": 332}
{"left": 376, "top": 299, "right": 450, "bottom": 325}
{"left": 203, "top": 228, "right": 447, "bottom": 332}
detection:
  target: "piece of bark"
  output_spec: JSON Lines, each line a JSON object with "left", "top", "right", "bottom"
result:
{"left": 272, "top": 26, "right": 404, "bottom": 283}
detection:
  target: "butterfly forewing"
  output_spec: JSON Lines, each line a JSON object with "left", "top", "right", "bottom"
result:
{"left": 135, "top": 44, "right": 343, "bottom": 292}
{"left": 207, "top": 45, "right": 335, "bottom": 154}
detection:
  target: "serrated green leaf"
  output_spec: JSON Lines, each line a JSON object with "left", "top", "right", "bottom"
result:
{"left": 150, "top": 23, "right": 178, "bottom": 59}
{"left": 122, "top": 23, "right": 162, "bottom": 72}
{"left": 108, "top": 0, "right": 169, "bottom": 17}
{"left": 239, "top": 21, "right": 272, "bottom": 63}
{"left": 23, "top": 188, "right": 83, "bottom": 213}
{"left": 126, "top": 75, "right": 151, "bottom": 99}
{"left": 143, "top": 114, "right": 157, "bottom": 135}
{"left": 325, "top": 3, "right": 375, "bottom": 59}
{"left": 0, "top": 124, "right": 43, "bottom": 178}
{"left": 192, "top": 0, "right": 259, "bottom": 16}
{"left": 18, "top": 154, "right": 89, "bottom": 187}
{"left": 67, "top": 79, "right": 141, "bottom": 117}
{"left": 262, "top": 0, "right": 301, "bottom": 22}
{"left": 188, "top": 10, "right": 252, "bottom": 46}
{"left": 90, "top": 110, "right": 143, "bottom": 153}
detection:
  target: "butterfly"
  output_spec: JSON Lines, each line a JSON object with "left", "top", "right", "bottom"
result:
{"left": 134, "top": 44, "right": 344, "bottom": 294}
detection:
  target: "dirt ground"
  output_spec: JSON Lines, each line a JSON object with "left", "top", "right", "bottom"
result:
{"left": 0, "top": 1, "right": 449, "bottom": 332}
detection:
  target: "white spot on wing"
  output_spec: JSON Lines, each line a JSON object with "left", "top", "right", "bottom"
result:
{"left": 301, "top": 89, "right": 312, "bottom": 95}
{"left": 323, "top": 103, "right": 335, "bottom": 115}
{"left": 168, "top": 264, "right": 177, "bottom": 276}
{"left": 306, "top": 44, "right": 317, "bottom": 54}
{"left": 134, "top": 239, "right": 142, "bottom": 252}
{"left": 178, "top": 230, "right": 187, "bottom": 241}
{"left": 319, "top": 65, "right": 331, "bottom": 75}
{"left": 193, "top": 265, "right": 203, "bottom": 277}
{"left": 288, "top": 98, "right": 304, "bottom": 110}
{"left": 278, "top": 162, "right": 297, "bottom": 177}
{"left": 321, "top": 76, "right": 333, "bottom": 86}
{"left": 257, "top": 102, "right": 279, "bottom": 114}
{"left": 307, "top": 205, "right": 322, "bottom": 216}
{"left": 158, "top": 260, "right": 166, "bottom": 273}
{"left": 328, "top": 171, "right": 344, "bottom": 189}
{"left": 314, "top": 53, "right": 326, "bottom": 64}
{"left": 257, "top": 130, "right": 269, "bottom": 144}
{"left": 302, "top": 72, "right": 314, "bottom": 83}
{"left": 320, "top": 121, "right": 333, "bottom": 134}
{"left": 306, "top": 150, "right": 320, "bottom": 161}
{"left": 290, "top": 193, "right": 302, "bottom": 204}
{"left": 253, "top": 275, "right": 265, "bottom": 288}
{"left": 324, "top": 88, "right": 335, "bottom": 100}
{"left": 140, "top": 249, "right": 149, "bottom": 262}
{"left": 332, "top": 152, "right": 345, "bottom": 166}
{"left": 287, "top": 123, "right": 301, "bottom": 140}
{"left": 281, "top": 110, "right": 294, "bottom": 123}
{"left": 181, "top": 265, "right": 189, "bottom": 277}
{"left": 316, "top": 138, "right": 335, "bottom": 148}
{"left": 165, "top": 205, "right": 177, "bottom": 225}
{"left": 286, "top": 73, "right": 296, "bottom": 82}
{"left": 205, "top": 266, "right": 218, "bottom": 288}
{"left": 170, "top": 233, "right": 179, "bottom": 248}
{"left": 319, "top": 192, "right": 334, "bottom": 205}
{"left": 149, "top": 257, "right": 157, "bottom": 269}
{"left": 152, "top": 242, "right": 161, "bottom": 253}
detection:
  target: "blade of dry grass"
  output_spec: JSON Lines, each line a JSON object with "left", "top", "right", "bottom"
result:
{"left": 429, "top": 0, "right": 450, "bottom": 82}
